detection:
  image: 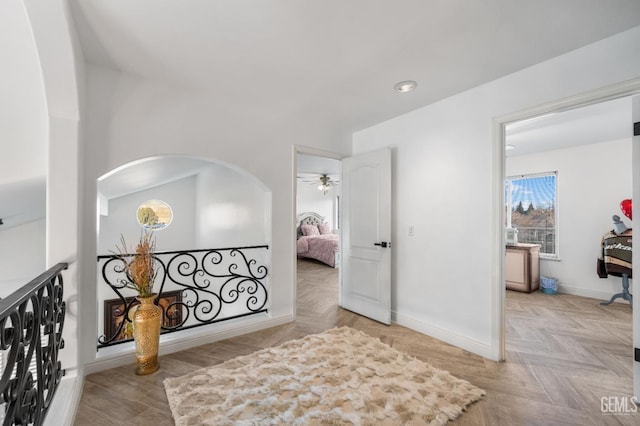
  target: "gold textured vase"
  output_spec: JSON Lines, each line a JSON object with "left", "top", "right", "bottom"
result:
{"left": 132, "top": 294, "right": 162, "bottom": 375}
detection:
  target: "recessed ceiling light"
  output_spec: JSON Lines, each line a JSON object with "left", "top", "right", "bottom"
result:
{"left": 394, "top": 80, "right": 417, "bottom": 93}
{"left": 505, "top": 144, "right": 516, "bottom": 150}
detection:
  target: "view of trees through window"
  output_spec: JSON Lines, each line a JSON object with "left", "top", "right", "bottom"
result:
{"left": 505, "top": 172, "right": 557, "bottom": 256}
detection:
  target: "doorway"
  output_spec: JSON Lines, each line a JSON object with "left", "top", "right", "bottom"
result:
{"left": 494, "top": 80, "right": 640, "bottom": 397}
{"left": 294, "top": 150, "right": 342, "bottom": 319}
{"left": 293, "top": 146, "right": 393, "bottom": 325}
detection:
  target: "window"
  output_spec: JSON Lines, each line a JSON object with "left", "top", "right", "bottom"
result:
{"left": 505, "top": 171, "right": 558, "bottom": 258}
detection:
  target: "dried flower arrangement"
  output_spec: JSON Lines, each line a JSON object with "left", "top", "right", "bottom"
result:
{"left": 113, "top": 230, "right": 157, "bottom": 298}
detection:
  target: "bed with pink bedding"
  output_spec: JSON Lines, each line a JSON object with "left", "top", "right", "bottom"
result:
{"left": 296, "top": 212, "right": 340, "bottom": 268}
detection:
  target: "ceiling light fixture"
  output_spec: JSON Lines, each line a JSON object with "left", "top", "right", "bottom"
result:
{"left": 394, "top": 80, "right": 417, "bottom": 93}
{"left": 505, "top": 144, "right": 516, "bottom": 150}
{"left": 317, "top": 175, "right": 332, "bottom": 195}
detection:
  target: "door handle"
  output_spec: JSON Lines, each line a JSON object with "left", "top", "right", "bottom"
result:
{"left": 374, "top": 242, "right": 389, "bottom": 248}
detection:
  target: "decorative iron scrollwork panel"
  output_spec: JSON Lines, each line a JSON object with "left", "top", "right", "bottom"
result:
{"left": 97, "top": 245, "right": 269, "bottom": 348}
{"left": 0, "top": 263, "right": 67, "bottom": 426}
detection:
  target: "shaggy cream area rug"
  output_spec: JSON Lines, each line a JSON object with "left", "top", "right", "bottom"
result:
{"left": 163, "top": 327, "right": 485, "bottom": 425}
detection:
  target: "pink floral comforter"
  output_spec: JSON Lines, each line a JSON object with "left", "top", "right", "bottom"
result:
{"left": 297, "top": 234, "right": 339, "bottom": 267}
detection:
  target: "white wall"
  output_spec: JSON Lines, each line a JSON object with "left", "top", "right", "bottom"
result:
{"left": 353, "top": 26, "right": 640, "bottom": 358}
{"left": 96, "top": 176, "right": 197, "bottom": 337}
{"left": 507, "top": 138, "right": 632, "bottom": 300}
{"left": 80, "top": 63, "right": 351, "bottom": 370}
{"left": 0, "top": 0, "right": 47, "bottom": 186}
{"left": 296, "top": 182, "right": 338, "bottom": 230}
{"left": 195, "top": 166, "right": 269, "bottom": 248}
{"left": 0, "top": 220, "right": 46, "bottom": 297}
{"left": 631, "top": 94, "right": 640, "bottom": 398}
{"left": 98, "top": 176, "right": 197, "bottom": 254}
{"left": 10, "top": 2, "right": 85, "bottom": 422}
{"left": 96, "top": 164, "right": 271, "bottom": 346}
{"left": 0, "top": 0, "right": 47, "bottom": 296}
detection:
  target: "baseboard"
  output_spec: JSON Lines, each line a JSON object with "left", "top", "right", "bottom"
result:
{"left": 392, "top": 311, "right": 494, "bottom": 360}
{"left": 556, "top": 284, "right": 629, "bottom": 303}
{"left": 84, "top": 313, "right": 294, "bottom": 374}
{"left": 44, "top": 370, "right": 84, "bottom": 426}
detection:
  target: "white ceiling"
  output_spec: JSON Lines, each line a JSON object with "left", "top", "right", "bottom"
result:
{"left": 506, "top": 96, "right": 633, "bottom": 157}
{"left": 297, "top": 154, "right": 340, "bottom": 176}
{"left": 297, "top": 154, "right": 340, "bottom": 190}
{"left": 70, "top": 0, "right": 640, "bottom": 135}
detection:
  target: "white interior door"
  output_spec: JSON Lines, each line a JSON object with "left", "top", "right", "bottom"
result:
{"left": 340, "top": 148, "right": 391, "bottom": 324}
{"left": 632, "top": 95, "right": 640, "bottom": 398}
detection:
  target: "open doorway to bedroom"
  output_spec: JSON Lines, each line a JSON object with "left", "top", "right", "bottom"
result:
{"left": 499, "top": 91, "right": 637, "bottom": 402}
{"left": 295, "top": 151, "right": 341, "bottom": 321}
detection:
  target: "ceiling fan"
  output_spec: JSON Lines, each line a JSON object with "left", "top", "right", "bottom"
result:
{"left": 297, "top": 173, "right": 340, "bottom": 195}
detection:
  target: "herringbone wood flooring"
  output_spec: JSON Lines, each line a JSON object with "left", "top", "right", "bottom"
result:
{"left": 74, "top": 258, "right": 635, "bottom": 425}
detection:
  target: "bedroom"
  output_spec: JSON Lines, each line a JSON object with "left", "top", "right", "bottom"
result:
{"left": 295, "top": 153, "right": 341, "bottom": 270}
{"left": 505, "top": 96, "right": 633, "bottom": 302}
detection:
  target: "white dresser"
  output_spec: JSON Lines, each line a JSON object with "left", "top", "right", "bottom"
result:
{"left": 505, "top": 243, "right": 540, "bottom": 293}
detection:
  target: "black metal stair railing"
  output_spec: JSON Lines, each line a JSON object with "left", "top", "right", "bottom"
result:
{"left": 97, "top": 245, "right": 269, "bottom": 349}
{"left": 0, "top": 263, "right": 67, "bottom": 426}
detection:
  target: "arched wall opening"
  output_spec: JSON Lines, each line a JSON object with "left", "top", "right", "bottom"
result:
{"left": 95, "top": 155, "right": 272, "bottom": 358}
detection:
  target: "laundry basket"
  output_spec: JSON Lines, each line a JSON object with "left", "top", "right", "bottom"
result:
{"left": 540, "top": 277, "right": 558, "bottom": 295}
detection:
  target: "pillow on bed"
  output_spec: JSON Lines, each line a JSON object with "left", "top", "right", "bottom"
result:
{"left": 318, "top": 223, "right": 331, "bottom": 235}
{"left": 301, "top": 224, "right": 320, "bottom": 236}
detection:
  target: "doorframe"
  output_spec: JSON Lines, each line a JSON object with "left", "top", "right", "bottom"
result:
{"left": 292, "top": 145, "right": 345, "bottom": 319}
{"left": 492, "top": 78, "right": 640, "bottom": 362}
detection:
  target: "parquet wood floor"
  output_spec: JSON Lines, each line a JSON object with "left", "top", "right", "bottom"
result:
{"left": 74, "top": 258, "right": 635, "bottom": 425}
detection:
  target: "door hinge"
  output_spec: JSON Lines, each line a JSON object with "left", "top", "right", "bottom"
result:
{"left": 635, "top": 347, "right": 640, "bottom": 363}
{"left": 634, "top": 121, "right": 640, "bottom": 137}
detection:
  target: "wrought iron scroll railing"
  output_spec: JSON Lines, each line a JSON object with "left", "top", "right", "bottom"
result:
{"left": 0, "top": 263, "right": 67, "bottom": 426}
{"left": 97, "top": 245, "right": 269, "bottom": 349}
{"left": 515, "top": 227, "right": 556, "bottom": 255}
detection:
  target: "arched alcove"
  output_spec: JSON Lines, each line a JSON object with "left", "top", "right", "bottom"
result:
{"left": 95, "top": 155, "right": 272, "bottom": 354}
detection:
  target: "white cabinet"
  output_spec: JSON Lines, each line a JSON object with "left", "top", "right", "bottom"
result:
{"left": 505, "top": 244, "right": 540, "bottom": 293}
